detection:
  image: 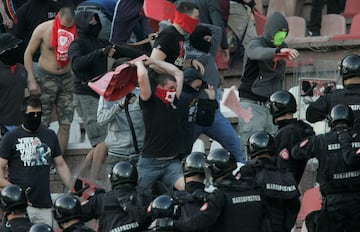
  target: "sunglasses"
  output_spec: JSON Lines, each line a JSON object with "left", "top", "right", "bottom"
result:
{"left": 26, "top": 112, "right": 42, "bottom": 117}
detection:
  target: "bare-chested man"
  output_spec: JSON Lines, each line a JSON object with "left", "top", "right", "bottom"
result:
{"left": 24, "top": 7, "right": 76, "bottom": 154}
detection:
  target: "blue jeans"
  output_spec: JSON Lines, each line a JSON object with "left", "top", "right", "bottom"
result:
{"left": 137, "top": 156, "right": 183, "bottom": 191}
{"left": 193, "top": 109, "right": 245, "bottom": 162}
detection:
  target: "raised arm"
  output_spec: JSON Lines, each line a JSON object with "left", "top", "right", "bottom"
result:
{"left": 145, "top": 58, "right": 184, "bottom": 98}
{"left": 135, "top": 60, "right": 151, "bottom": 101}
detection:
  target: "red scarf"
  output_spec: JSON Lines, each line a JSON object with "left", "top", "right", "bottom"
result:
{"left": 50, "top": 13, "right": 77, "bottom": 68}
{"left": 173, "top": 11, "right": 199, "bottom": 34}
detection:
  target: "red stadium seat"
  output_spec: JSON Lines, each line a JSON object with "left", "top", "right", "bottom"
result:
{"left": 286, "top": 16, "right": 306, "bottom": 40}
{"left": 143, "top": 0, "right": 175, "bottom": 22}
{"left": 320, "top": 14, "right": 346, "bottom": 36}
{"left": 341, "top": 0, "right": 360, "bottom": 19}
{"left": 332, "top": 13, "right": 360, "bottom": 40}
{"left": 253, "top": 8, "right": 267, "bottom": 35}
{"left": 297, "top": 187, "right": 322, "bottom": 222}
{"left": 266, "top": 0, "right": 286, "bottom": 17}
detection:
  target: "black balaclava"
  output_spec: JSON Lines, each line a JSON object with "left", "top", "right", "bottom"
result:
{"left": 23, "top": 112, "right": 42, "bottom": 132}
{"left": 190, "top": 25, "right": 212, "bottom": 53}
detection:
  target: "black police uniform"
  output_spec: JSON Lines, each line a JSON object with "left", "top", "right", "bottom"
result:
{"left": 151, "top": 181, "right": 214, "bottom": 232}
{"left": 306, "top": 84, "right": 360, "bottom": 132}
{"left": 274, "top": 118, "right": 315, "bottom": 184}
{"left": 210, "top": 176, "right": 271, "bottom": 232}
{"left": 292, "top": 125, "right": 360, "bottom": 231}
{"left": 63, "top": 222, "right": 95, "bottom": 232}
{"left": 81, "top": 184, "right": 152, "bottom": 232}
{"left": 240, "top": 158, "right": 300, "bottom": 232}
{"left": 171, "top": 181, "right": 214, "bottom": 232}
{"left": 0, "top": 218, "right": 32, "bottom": 232}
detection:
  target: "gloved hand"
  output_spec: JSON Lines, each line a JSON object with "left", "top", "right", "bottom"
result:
{"left": 301, "top": 81, "right": 317, "bottom": 97}
{"left": 322, "top": 81, "right": 337, "bottom": 94}
{"left": 155, "top": 218, "right": 174, "bottom": 230}
{"left": 118, "top": 195, "right": 134, "bottom": 212}
{"left": 103, "top": 44, "right": 115, "bottom": 57}
{"left": 337, "top": 129, "right": 354, "bottom": 144}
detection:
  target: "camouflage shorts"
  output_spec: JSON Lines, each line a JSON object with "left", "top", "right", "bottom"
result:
{"left": 36, "top": 68, "right": 74, "bottom": 126}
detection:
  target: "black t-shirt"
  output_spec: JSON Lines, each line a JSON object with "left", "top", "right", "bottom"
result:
{"left": 0, "top": 126, "right": 62, "bottom": 208}
{"left": 0, "top": 63, "right": 27, "bottom": 125}
{"left": 153, "top": 26, "right": 185, "bottom": 68}
{"left": 140, "top": 95, "right": 185, "bottom": 158}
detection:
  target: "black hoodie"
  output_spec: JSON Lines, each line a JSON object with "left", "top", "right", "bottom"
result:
{"left": 68, "top": 11, "right": 144, "bottom": 97}
{"left": 239, "top": 12, "right": 289, "bottom": 103}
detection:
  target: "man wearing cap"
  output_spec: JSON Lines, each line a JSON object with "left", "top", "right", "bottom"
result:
{"left": 0, "top": 33, "right": 28, "bottom": 138}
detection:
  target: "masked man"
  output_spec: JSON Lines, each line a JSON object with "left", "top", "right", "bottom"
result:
{"left": 0, "top": 96, "right": 72, "bottom": 227}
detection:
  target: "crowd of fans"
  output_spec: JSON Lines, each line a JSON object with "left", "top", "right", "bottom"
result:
{"left": 0, "top": 0, "right": 359, "bottom": 231}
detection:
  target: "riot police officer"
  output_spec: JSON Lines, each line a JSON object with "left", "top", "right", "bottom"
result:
{"left": 207, "top": 148, "right": 271, "bottom": 232}
{"left": 292, "top": 104, "right": 360, "bottom": 231}
{"left": 53, "top": 194, "right": 94, "bottom": 232}
{"left": 268, "top": 90, "right": 315, "bottom": 184}
{"left": 306, "top": 54, "right": 360, "bottom": 132}
{"left": 241, "top": 132, "right": 300, "bottom": 232}
{"left": 0, "top": 184, "right": 33, "bottom": 231}
{"left": 29, "top": 223, "right": 54, "bottom": 232}
{"left": 148, "top": 194, "right": 179, "bottom": 231}
{"left": 81, "top": 161, "right": 152, "bottom": 232}
{"left": 154, "top": 152, "right": 217, "bottom": 232}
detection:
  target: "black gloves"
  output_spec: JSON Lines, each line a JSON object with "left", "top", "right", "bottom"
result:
{"left": 118, "top": 195, "right": 134, "bottom": 212}
{"left": 337, "top": 128, "right": 353, "bottom": 144}
{"left": 103, "top": 44, "right": 114, "bottom": 57}
{"left": 301, "top": 81, "right": 317, "bottom": 97}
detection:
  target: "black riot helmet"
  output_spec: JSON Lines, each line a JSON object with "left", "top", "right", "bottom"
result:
{"left": 29, "top": 223, "right": 54, "bottom": 232}
{"left": 338, "top": 54, "right": 360, "bottom": 80}
{"left": 150, "top": 195, "right": 176, "bottom": 219}
{"left": 0, "top": 184, "right": 27, "bottom": 211}
{"left": 247, "top": 131, "right": 276, "bottom": 158}
{"left": 53, "top": 194, "right": 82, "bottom": 225}
{"left": 109, "top": 161, "right": 138, "bottom": 188}
{"left": 328, "top": 104, "right": 354, "bottom": 128}
{"left": 207, "top": 148, "right": 237, "bottom": 179}
{"left": 269, "top": 90, "right": 297, "bottom": 118}
{"left": 183, "top": 152, "right": 207, "bottom": 178}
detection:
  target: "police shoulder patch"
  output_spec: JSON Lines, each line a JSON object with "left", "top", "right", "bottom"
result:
{"left": 356, "top": 148, "right": 360, "bottom": 155}
{"left": 199, "top": 202, "right": 208, "bottom": 211}
{"left": 279, "top": 148, "right": 290, "bottom": 160}
{"left": 299, "top": 139, "right": 309, "bottom": 148}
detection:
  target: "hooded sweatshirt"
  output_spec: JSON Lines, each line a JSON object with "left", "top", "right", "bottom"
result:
{"left": 238, "top": 12, "right": 289, "bottom": 103}
{"left": 68, "top": 11, "right": 144, "bottom": 97}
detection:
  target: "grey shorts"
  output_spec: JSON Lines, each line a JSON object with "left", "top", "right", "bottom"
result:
{"left": 74, "top": 94, "right": 107, "bottom": 146}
